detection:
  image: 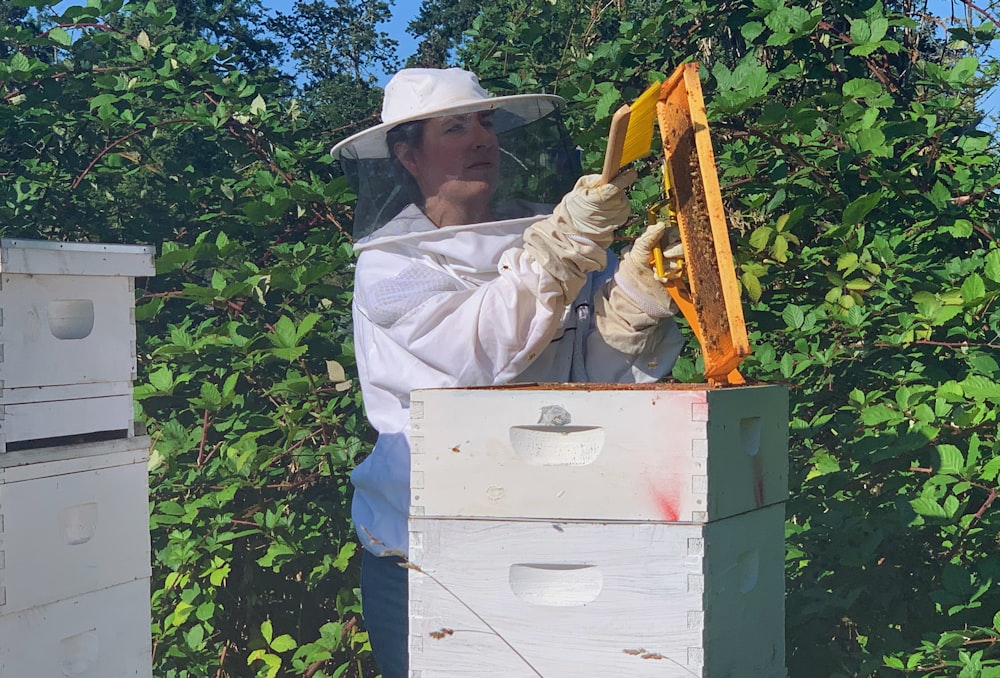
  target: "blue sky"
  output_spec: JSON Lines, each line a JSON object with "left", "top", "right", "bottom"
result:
{"left": 259, "top": 0, "right": 423, "bottom": 84}
{"left": 255, "top": 0, "right": 997, "bottom": 113}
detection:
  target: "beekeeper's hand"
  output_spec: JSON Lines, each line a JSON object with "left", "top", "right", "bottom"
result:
{"left": 558, "top": 171, "right": 637, "bottom": 248}
{"left": 522, "top": 171, "right": 636, "bottom": 304}
{"left": 620, "top": 220, "right": 682, "bottom": 307}
{"left": 594, "top": 221, "right": 680, "bottom": 355}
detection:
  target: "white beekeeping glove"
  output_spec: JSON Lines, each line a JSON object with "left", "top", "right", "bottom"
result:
{"left": 595, "top": 220, "right": 681, "bottom": 355}
{"left": 523, "top": 171, "right": 636, "bottom": 304}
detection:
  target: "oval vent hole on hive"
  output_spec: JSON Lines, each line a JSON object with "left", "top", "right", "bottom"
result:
{"left": 740, "top": 417, "right": 761, "bottom": 457}
{"left": 48, "top": 299, "right": 95, "bottom": 340}
{"left": 508, "top": 425, "right": 605, "bottom": 466}
{"left": 59, "top": 628, "right": 99, "bottom": 676}
{"left": 509, "top": 563, "right": 603, "bottom": 606}
{"left": 62, "top": 502, "right": 99, "bottom": 546}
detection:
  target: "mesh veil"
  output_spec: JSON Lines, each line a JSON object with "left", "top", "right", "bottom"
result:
{"left": 339, "top": 107, "right": 582, "bottom": 240}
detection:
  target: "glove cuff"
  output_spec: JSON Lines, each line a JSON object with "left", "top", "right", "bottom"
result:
{"left": 594, "top": 282, "right": 667, "bottom": 355}
{"left": 614, "top": 269, "right": 676, "bottom": 319}
{"left": 523, "top": 220, "right": 608, "bottom": 304}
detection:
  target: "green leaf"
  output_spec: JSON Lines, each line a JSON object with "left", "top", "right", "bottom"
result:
{"left": 850, "top": 18, "right": 873, "bottom": 44}
{"left": 960, "top": 274, "right": 985, "bottom": 303}
{"left": 861, "top": 403, "right": 902, "bottom": 425}
{"left": 837, "top": 252, "right": 859, "bottom": 271}
{"left": 48, "top": 27, "right": 72, "bottom": 46}
{"left": 946, "top": 219, "right": 973, "bottom": 237}
{"left": 9, "top": 52, "right": 31, "bottom": 72}
{"left": 983, "top": 456, "right": 1000, "bottom": 483}
{"left": 843, "top": 79, "right": 883, "bottom": 99}
{"left": 199, "top": 381, "right": 222, "bottom": 408}
{"left": 843, "top": 192, "right": 881, "bottom": 226}
{"left": 148, "top": 366, "right": 174, "bottom": 393}
{"left": 855, "top": 128, "right": 888, "bottom": 156}
{"left": 961, "top": 375, "right": 1000, "bottom": 399}
{"left": 272, "top": 316, "right": 298, "bottom": 348}
{"left": 851, "top": 16, "right": 887, "bottom": 44}
{"left": 749, "top": 226, "right": 772, "bottom": 250}
{"left": 949, "top": 56, "right": 979, "bottom": 85}
{"left": 250, "top": 94, "right": 266, "bottom": 115}
{"left": 89, "top": 93, "right": 118, "bottom": 110}
{"left": 741, "top": 271, "right": 762, "bottom": 302}
{"left": 937, "top": 445, "right": 965, "bottom": 475}
{"left": 779, "top": 352, "right": 795, "bottom": 378}
{"left": 186, "top": 624, "right": 205, "bottom": 650}
{"left": 928, "top": 181, "right": 952, "bottom": 208}
{"left": 782, "top": 305, "right": 805, "bottom": 329}
{"left": 984, "top": 249, "right": 1000, "bottom": 283}
{"left": 270, "top": 345, "right": 309, "bottom": 361}
{"left": 772, "top": 234, "right": 789, "bottom": 262}
{"left": 594, "top": 86, "right": 621, "bottom": 120}
{"left": 943, "top": 495, "right": 960, "bottom": 518}
{"left": 269, "top": 634, "right": 297, "bottom": 652}
{"left": 741, "top": 21, "right": 765, "bottom": 41}
{"left": 910, "top": 497, "right": 949, "bottom": 518}
{"left": 296, "top": 312, "right": 321, "bottom": 341}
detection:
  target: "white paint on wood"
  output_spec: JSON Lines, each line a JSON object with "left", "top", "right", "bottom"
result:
{"left": 0, "top": 380, "right": 133, "bottom": 406}
{"left": 0, "top": 239, "right": 155, "bottom": 277}
{"left": 0, "top": 273, "right": 138, "bottom": 389}
{"left": 0, "top": 435, "right": 150, "bottom": 479}
{"left": 0, "top": 442, "right": 151, "bottom": 616}
{"left": 0, "top": 578, "right": 152, "bottom": 678}
{"left": 408, "top": 506, "right": 786, "bottom": 677}
{"left": 410, "top": 385, "right": 788, "bottom": 523}
{"left": 0, "top": 393, "right": 134, "bottom": 449}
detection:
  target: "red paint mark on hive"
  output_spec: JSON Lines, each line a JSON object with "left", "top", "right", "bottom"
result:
{"left": 651, "top": 487, "right": 680, "bottom": 521}
{"left": 752, "top": 456, "right": 765, "bottom": 507}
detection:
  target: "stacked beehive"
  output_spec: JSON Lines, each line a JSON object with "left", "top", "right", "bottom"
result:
{"left": 0, "top": 239, "right": 155, "bottom": 678}
{"left": 408, "top": 383, "right": 788, "bottom": 677}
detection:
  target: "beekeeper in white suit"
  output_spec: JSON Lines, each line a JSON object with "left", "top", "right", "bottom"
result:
{"left": 331, "top": 67, "right": 684, "bottom": 677}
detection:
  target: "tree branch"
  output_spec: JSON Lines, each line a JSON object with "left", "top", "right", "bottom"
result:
{"left": 70, "top": 118, "right": 196, "bottom": 190}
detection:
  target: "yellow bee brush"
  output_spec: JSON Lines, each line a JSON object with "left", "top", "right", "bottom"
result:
{"left": 600, "top": 80, "right": 662, "bottom": 183}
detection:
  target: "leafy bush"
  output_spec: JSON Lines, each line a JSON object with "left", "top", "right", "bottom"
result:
{"left": 4, "top": 0, "right": 1000, "bottom": 675}
{"left": 1, "top": 2, "right": 374, "bottom": 675}
{"left": 457, "top": 0, "right": 1000, "bottom": 674}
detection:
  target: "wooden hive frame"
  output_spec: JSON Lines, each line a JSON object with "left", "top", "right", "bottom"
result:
{"left": 655, "top": 63, "right": 750, "bottom": 386}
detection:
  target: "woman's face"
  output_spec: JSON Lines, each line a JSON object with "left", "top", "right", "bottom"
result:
{"left": 393, "top": 110, "right": 500, "bottom": 220}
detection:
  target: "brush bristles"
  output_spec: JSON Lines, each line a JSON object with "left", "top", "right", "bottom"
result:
{"left": 620, "top": 81, "right": 662, "bottom": 167}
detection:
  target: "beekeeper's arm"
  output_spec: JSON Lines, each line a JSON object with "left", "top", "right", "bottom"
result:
{"left": 585, "top": 220, "right": 685, "bottom": 381}
{"left": 353, "top": 174, "right": 633, "bottom": 387}
{"left": 595, "top": 221, "right": 680, "bottom": 353}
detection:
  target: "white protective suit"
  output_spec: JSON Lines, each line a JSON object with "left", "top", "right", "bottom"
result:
{"left": 350, "top": 204, "right": 684, "bottom": 556}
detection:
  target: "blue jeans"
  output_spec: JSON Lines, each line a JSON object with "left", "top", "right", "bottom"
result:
{"left": 361, "top": 550, "right": 408, "bottom": 678}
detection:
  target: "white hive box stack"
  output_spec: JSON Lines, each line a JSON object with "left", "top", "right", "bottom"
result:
{"left": 408, "top": 383, "right": 788, "bottom": 677}
{"left": 0, "top": 437, "right": 153, "bottom": 677}
{"left": 0, "top": 239, "right": 155, "bottom": 678}
{"left": 0, "top": 238, "right": 154, "bottom": 451}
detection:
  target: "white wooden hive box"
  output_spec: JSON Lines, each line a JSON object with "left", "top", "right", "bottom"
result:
{"left": 0, "top": 436, "right": 152, "bottom": 616}
{"left": 0, "top": 578, "right": 152, "bottom": 678}
{"left": 408, "top": 505, "right": 785, "bottom": 677}
{"left": 0, "top": 239, "right": 155, "bottom": 448}
{"left": 410, "top": 384, "right": 787, "bottom": 523}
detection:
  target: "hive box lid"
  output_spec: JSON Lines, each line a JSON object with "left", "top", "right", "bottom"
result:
{"left": 0, "top": 238, "right": 155, "bottom": 277}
